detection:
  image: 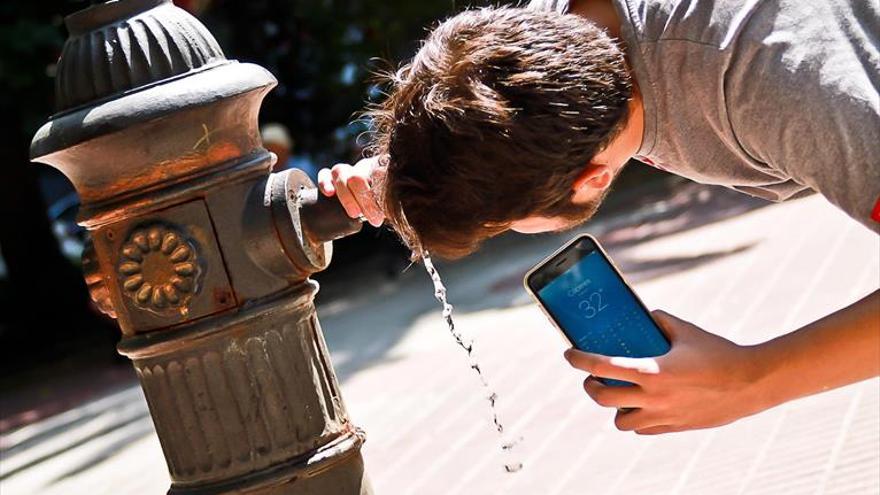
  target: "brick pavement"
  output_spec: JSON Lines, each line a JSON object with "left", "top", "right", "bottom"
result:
{"left": 341, "top": 189, "right": 879, "bottom": 495}
{"left": 1, "top": 185, "right": 878, "bottom": 494}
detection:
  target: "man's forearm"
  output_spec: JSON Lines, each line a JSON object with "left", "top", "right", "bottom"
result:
{"left": 752, "top": 290, "right": 880, "bottom": 410}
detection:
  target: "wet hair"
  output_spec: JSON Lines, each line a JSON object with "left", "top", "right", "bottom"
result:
{"left": 367, "top": 6, "right": 632, "bottom": 258}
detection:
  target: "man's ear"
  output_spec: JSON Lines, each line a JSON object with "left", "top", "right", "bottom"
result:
{"left": 572, "top": 163, "right": 613, "bottom": 192}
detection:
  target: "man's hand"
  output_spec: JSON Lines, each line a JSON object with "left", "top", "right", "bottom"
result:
{"left": 316, "top": 156, "right": 385, "bottom": 227}
{"left": 564, "top": 310, "right": 767, "bottom": 435}
{"left": 566, "top": 290, "right": 880, "bottom": 435}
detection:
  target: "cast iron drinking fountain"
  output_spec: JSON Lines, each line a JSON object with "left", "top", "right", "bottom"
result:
{"left": 30, "top": 0, "right": 373, "bottom": 493}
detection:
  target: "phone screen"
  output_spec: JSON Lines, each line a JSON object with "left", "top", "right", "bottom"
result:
{"left": 528, "top": 237, "right": 669, "bottom": 384}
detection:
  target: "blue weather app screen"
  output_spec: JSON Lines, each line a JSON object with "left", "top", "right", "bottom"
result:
{"left": 538, "top": 251, "right": 669, "bottom": 360}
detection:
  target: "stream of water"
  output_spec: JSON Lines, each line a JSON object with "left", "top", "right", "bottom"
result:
{"left": 422, "top": 255, "right": 523, "bottom": 473}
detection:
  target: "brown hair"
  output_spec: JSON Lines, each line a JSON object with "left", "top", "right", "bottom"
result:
{"left": 368, "top": 6, "right": 632, "bottom": 259}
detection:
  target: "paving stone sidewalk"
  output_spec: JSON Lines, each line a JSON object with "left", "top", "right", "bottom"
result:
{"left": 2, "top": 184, "right": 878, "bottom": 494}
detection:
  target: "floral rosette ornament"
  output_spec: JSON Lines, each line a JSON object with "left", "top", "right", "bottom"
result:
{"left": 118, "top": 226, "right": 201, "bottom": 314}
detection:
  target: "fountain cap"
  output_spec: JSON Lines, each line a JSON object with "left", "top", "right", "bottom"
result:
{"left": 56, "top": 0, "right": 226, "bottom": 112}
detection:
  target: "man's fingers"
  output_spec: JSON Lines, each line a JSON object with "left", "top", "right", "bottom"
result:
{"left": 317, "top": 168, "right": 335, "bottom": 196}
{"left": 564, "top": 349, "right": 652, "bottom": 384}
{"left": 346, "top": 175, "right": 384, "bottom": 227}
{"left": 583, "top": 376, "right": 646, "bottom": 408}
{"left": 324, "top": 160, "right": 385, "bottom": 225}
{"left": 354, "top": 155, "right": 381, "bottom": 175}
{"left": 331, "top": 164, "right": 364, "bottom": 219}
{"left": 651, "top": 310, "right": 697, "bottom": 342}
{"left": 608, "top": 356, "right": 661, "bottom": 374}
{"left": 614, "top": 408, "right": 666, "bottom": 432}
{"left": 634, "top": 425, "right": 678, "bottom": 435}
{"left": 369, "top": 160, "right": 387, "bottom": 185}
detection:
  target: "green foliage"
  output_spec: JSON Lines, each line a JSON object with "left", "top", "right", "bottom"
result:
{"left": 199, "top": 0, "right": 500, "bottom": 164}
{"left": 0, "top": 1, "right": 84, "bottom": 139}
{"left": 0, "top": 0, "right": 514, "bottom": 161}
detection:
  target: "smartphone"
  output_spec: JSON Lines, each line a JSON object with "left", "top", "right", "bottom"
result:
{"left": 524, "top": 234, "right": 670, "bottom": 386}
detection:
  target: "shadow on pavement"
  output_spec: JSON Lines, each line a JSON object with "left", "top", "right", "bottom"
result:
{"left": 438, "top": 180, "right": 773, "bottom": 316}
{"left": 317, "top": 179, "right": 776, "bottom": 382}
{"left": 1, "top": 384, "right": 154, "bottom": 490}
{"left": 46, "top": 415, "right": 155, "bottom": 485}
{"left": 1, "top": 177, "right": 782, "bottom": 488}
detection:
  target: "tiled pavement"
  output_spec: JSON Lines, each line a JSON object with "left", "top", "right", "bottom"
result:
{"left": 2, "top": 184, "right": 878, "bottom": 494}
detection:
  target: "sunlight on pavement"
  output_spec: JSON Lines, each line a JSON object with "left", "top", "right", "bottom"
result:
{"left": 2, "top": 188, "right": 878, "bottom": 495}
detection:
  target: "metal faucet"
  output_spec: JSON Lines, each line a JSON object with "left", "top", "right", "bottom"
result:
{"left": 30, "top": 0, "right": 372, "bottom": 492}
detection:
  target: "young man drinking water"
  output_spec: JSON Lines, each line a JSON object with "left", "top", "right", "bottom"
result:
{"left": 317, "top": 0, "right": 880, "bottom": 434}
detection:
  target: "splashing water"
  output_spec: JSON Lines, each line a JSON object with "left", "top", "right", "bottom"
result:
{"left": 422, "top": 255, "right": 523, "bottom": 473}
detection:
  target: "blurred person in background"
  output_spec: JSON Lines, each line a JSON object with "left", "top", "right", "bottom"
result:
{"left": 262, "top": 122, "right": 322, "bottom": 181}
{"left": 262, "top": 123, "right": 296, "bottom": 172}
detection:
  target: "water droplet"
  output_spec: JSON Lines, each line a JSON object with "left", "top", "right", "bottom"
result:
{"left": 423, "top": 255, "right": 524, "bottom": 474}
{"left": 504, "top": 462, "right": 523, "bottom": 473}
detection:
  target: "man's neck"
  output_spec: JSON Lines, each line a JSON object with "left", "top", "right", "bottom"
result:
{"left": 570, "top": 0, "right": 638, "bottom": 106}
{"left": 570, "top": 0, "right": 622, "bottom": 39}
{"left": 591, "top": 89, "right": 645, "bottom": 171}
{"left": 570, "top": 0, "right": 645, "bottom": 166}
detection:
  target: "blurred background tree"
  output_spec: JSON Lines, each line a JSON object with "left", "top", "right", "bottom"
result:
{"left": 0, "top": 0, "right": 120, "bottom": 381}
{"left": 0, "top": 0, "right": 496, "bottom": 377}
{"left": 195, "top": 0, "right": 471, "bottom": 164}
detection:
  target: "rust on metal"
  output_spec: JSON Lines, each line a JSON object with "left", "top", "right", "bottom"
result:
{"left": 117, "top": 224, "right": 202, "bottom": 315}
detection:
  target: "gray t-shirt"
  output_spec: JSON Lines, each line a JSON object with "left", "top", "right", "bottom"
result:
{"left": 529, "top": 0, "right": 880, "bottom": 232}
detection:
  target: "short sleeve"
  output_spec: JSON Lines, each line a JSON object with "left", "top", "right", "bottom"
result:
{"left": 726, "top": 2, "right": 880, "bottom": 233}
